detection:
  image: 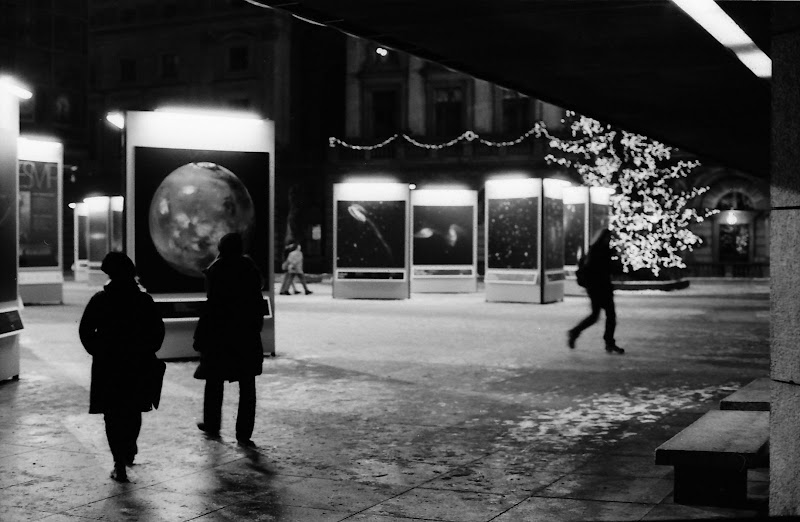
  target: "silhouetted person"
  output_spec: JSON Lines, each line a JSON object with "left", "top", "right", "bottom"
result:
{"left": 567, "top": 229, "right": 624, "bottom": 354}
{"left": 79, "top": 252, "right": 165, "bottom": 482}
{"left": 194, "top": 232, "right": 265, "bottom": 447}
{"left": 278, "top": 243, "right": 312, "bottom": 295}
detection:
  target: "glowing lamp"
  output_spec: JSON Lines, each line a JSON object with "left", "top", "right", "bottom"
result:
{"left": 0, "top": 75, "right": 32, "bottom": 99}
{"left": 106, "top": 112, "right": 125, "bottom": 130}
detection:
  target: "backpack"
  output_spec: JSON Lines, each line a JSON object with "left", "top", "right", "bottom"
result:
{"left": 575, "top": 254, "right": 590, "bottom": 288}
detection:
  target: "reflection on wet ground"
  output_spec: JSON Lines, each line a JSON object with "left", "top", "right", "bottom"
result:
{"left": 0, "top": 280, "right": 769, "bottom": 520}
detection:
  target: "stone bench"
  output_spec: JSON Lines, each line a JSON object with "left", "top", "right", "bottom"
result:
{"left": 720, "top": 377, "right": 771, "bottom": 411}
{"left": 655, "top": 410, "right": 769, "bottom": 507}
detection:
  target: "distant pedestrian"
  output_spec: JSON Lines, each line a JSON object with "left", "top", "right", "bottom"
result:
{"left": 279, "top": 243, "right": 312, "bottom": 295}
{"left": 193, "top": 232, "right": 265, "bottom": 447}
{"left": 79, "top": 252, "right": 166, "bottom": 482}
{"left": 567, "top": 229, "right": 624, "bottom": 354}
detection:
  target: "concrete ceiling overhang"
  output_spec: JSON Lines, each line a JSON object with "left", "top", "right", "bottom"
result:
{"left": 257, "top": 0, "right": 772, "bottom": 177}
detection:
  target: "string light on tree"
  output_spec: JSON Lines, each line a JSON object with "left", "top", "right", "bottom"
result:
{"left": 546, "top": 111, "right": 717, "bottom": 276}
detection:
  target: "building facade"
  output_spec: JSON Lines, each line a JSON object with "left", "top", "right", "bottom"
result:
{"left": 326, "top": 37, "right": 770, "bottom": 278}
{"left": 87, "top": 0, "right": 344, "bottom": 273}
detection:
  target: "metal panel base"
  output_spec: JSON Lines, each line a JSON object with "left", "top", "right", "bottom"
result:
{"left": 334, "top": 280, "right": 409, "bottom": 299}
{"left": 485, "top": 282, "right": 541, "bottom": 303}
{"left": 411, "top": 278, "right": 477, "bottom": 293}
{"left": 158, "top": 319, "right": 276, "bottom": 360}
{"left": 0, "top": 335, "right": 20, "bottom": 381}
{"left": 19, "top": 283, "right": 63, "bottom": 305}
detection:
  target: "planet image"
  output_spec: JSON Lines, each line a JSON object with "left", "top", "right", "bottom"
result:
{"left": 148, "top": 162, "right": 254, "bottom": 277}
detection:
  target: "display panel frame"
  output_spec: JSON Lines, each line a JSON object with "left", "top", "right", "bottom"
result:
{"left": 333, "top": 182, "right": 410, "bottom": 299}
{"left": 124, "top": 110, "right": 275, "bottom": 358}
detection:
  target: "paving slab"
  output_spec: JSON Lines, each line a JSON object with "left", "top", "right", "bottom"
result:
{"left": 0, "top": 280, "right": 771, "bottom": 521}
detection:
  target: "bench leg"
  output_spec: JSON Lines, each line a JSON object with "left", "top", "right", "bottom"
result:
{"left": 673, "top": 465, "right": 747, "bottom": 507}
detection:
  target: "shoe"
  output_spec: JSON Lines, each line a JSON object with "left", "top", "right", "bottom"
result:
{"left": 567, "top": 331, "right": 577, "bottom": 349}
{"left": 279, "top": 291, "right": 290, "bottom": 295}
{"left": 197, "top": 422, "right": 220, "bottom": 437}
{"left": 237, "top": 438, "right": 257, "bottom": 449}
{"left": 110, "top": 465, "right": 129, "bottom": 482}
{"left": 305, "top": 290, "right": 313, "bottom": 295}
{"left": 605, "top": 344, "right": 625, "bottom": 354}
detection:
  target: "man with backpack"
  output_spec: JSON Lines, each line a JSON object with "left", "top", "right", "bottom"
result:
{"left": 568, "top": 228, "right": 624, "bottom": 354}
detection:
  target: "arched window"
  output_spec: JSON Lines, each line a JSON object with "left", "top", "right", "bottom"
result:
{"left": 716, "top": 191, "right": 754, "bottom": 210}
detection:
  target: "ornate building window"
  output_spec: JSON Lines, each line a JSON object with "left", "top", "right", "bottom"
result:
{"left": 364, "top": 87, "right": 401, "bottom": 138}
{"left": 432, "top": 85, "right": 464, "bottom": 137}
{"left": 501, "top": 89, "right": 530, "bottom": 134}
{"left": 716, "top": 190, "right": 754, "bottom": 210}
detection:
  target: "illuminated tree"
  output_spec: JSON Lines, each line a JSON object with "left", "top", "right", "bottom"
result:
{"left": 545, "top": 112, "right": 715, "bottom": 277}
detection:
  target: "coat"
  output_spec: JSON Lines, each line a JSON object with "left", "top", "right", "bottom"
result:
{"left": 193, "top": 254, "right": 265, "bottom": 381}
{"left": 285, "top": 249, "right": 304, "bottom": 274}
{"left": 79, "top": 279, "right": 165, "bottom": 414}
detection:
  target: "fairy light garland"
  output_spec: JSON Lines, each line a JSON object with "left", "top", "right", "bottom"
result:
{"left": 329, "top": 124, "right": 549, "bottom": 150}
{"left": 329, "top": 112, "right": 716, "bottom": 277}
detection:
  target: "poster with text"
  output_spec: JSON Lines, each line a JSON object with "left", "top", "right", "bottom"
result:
{"left": 413, "top": 205, "right": 473, "bottom": 266}
{"left": 487, "top": 197, "right": 538, "bottom": 269}
{"left": 134, "top": 146, "right": 270, "bottom": 294}
{"left": 18, "top": 160, "right": 59, "bottom": 268}
{"left": 563, "top": 202, "right": 585, "bottom": 266}
{"left": 0, "top": 128, "right": 16, "bottom": 303}
{"left": 543, "top": 196, "right": 564, "bottom": 270}
{"left": 336, "top": 200, "right": 406, "bottom": 268}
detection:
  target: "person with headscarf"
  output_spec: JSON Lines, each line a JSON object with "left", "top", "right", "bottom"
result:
{"left": 567, "top": 228, "right": 625, "bottom": 354}
{"left": 193, "top": 232, "right": 265, "bottom": 447}
{"left": 79, "top": 252, "right": 165, "bottom": 482}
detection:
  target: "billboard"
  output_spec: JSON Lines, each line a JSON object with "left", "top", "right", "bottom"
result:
{"left": 18, "top": 159, "right": 58, "bottom": 267}
{"left": 133, "top": 146, "right": 270, "bottom": 293}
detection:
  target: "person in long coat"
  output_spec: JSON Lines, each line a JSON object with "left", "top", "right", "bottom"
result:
{"left": 194, "top": 232, "right": 265, "bottom": 447}
{"left": 79, "top": 252, "right": 165, "bottom": 482}
{"left": 567, "top": 228, "right": 625, "bottom": 354}
{"left": 278, "top": 243, "right": 312, "bottom": 295}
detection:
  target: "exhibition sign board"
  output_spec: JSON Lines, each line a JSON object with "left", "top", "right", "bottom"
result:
{"left": 125, "top": 110, "right": 275, "bottom": 359}
{"left": 0, "top": 84, "right": 23, "bottom": 380}
{"left": 485, "top": 178, "right": 566, "bottom": 304}
{"left": 85, "top": 196, "right": 114, "bottom": 285}
{"left": 17, "top": 137, "right": 63, "bottom": 304}
{"left": 333, "top": 182, "right": 409, "bottom": 299}
{"left": 410, "top": 188, "right": 477, "bottom": 293}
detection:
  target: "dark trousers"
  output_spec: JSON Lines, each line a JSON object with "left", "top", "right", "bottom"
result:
{"left": 104, "top": 409, "right": 142, "bottom": 466}
{"left": 279, "top": 273, "right": 309, "bottom": 293}
{"left": 570, "top": 288, "right": 616, "bottom": 345}
{"left": 203, "top": 377, "right": 256, "bottom": 440}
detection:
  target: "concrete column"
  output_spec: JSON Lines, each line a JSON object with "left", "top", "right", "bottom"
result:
{"left": 408, "top": 56, "right": 425, "bottom": 135}
{"left": 473, "top": 79, "right": 492, "bottom": 132}
{"left": 345, "top": 38, "right": 364, "bottom": 137}
{"left": 770, "top": 5, "right": 800, "bottom": 515}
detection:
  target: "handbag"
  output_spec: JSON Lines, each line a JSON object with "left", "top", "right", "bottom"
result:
{"left": 148, "top": 357, "right": 167, "bottom": 409}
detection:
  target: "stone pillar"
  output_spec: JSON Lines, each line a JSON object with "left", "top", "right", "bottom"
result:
{"left": 408, "top": 56, "right": 425, "bottom": 135}
{"left": 770, "top": 4, "right": 800, "bottom": 515}
{"left": 344, "top": 38, "right": 364, "bottom": 137}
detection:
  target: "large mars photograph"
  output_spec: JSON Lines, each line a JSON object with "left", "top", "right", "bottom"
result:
{"left": 413, "top": 205, "right": 473, "bottom": 266}
{"left": 134, "top": 146, "right": 269, "bottom": 293}
{"left": 487, "top": 196, "right": 538, "bottom": 270}
{"left": 336, "top": 200, "right": 406, "bottom": 269}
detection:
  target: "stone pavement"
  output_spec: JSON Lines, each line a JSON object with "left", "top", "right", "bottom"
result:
{"left": 0, "top": 279, "right": 770, "bottom": 521}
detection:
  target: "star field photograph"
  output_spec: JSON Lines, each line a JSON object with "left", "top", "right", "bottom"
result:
{"left": 487, "top": 196, "right": 538, "bottom": 270}
{"left": 543, "top": 196, "right": 564, "bottom": 270}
